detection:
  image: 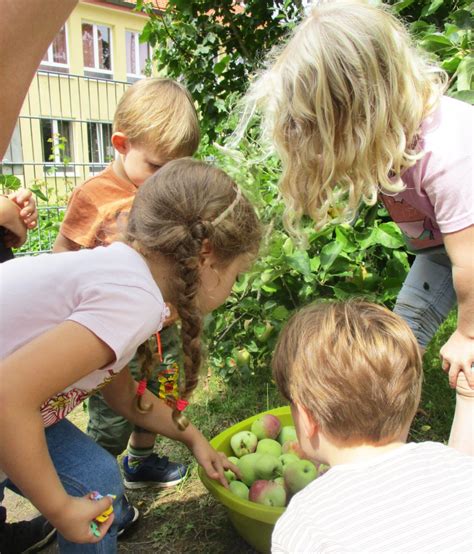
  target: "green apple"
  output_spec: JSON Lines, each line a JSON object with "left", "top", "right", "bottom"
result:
{"left": 281, "top": 440, "right": 306, "bottom": 458}
{"left": 236, "top": 348, "right": 251, "bottom": 367}
{"left": 279, "top": 453, "right": 300, "bottom": 469}
{"left": 254, "top": 453, "right": 283, "bottom": 480}
{"left": 237, "top": 452, "right": 261, "bottom": 486}
{"left": 230, "top": 430, "right": 258, "bottom": 457}
{"left": 224, "top": 468, "right": 237, "bottom": 483}
{"left": 256, "top": 438, "right": 282, "bottom": 457}
{"left": 278, "top": 425, "right": 297, "bottom": 445}
{"left": 249, "top": 479, "right": 286, "bottom": 507}
{"left": 283, "top": 459, "right": 318, "bottom": 495}
{"left": 250, "top": 414, "right": 281, "bottom": 440}
{"left": 274, "top": 476, "right": 286, "bottom": 488}
{"left": 229, "top": 480, "right": 249, "bottom": 500}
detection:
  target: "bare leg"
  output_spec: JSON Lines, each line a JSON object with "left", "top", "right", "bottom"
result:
{"left": 448, "top": 371, "right": 474, "bottom": 456}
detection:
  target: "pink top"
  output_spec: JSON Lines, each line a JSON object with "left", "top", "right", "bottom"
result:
{"left": 381, "top": 96, "right": 473, "bottom": 250}
{"left": 0, "top": 243, "right": 168, "bottom": 426}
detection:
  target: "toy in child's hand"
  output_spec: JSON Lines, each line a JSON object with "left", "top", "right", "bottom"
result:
{"left": 89, "top": 491, "right": 116, "bottom": 537}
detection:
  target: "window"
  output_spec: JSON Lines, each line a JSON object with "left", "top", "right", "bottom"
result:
{"left": 82, "top": 22, "right": 112, "bottom": 77}
{"left": 126, "top": 30, "right": 150, "bottom": 81}
{"left": 41, "top": 119, "right": 74, "bottom": 174}
{"left": 41, "top": 25, "right": 68, "bottom": 72}
{"left": 2, "top": 124, "right": 24, "bottom": 176}
{"left": 87, "top": 122, "right": 114, "bottom": 172}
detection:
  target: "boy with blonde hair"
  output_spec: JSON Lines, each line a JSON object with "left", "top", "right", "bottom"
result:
{"left": 272, "top": 301, "right": 473, "bottom": 553}
{"left": 53, "top": 78, "right": 200, "bottom": 533}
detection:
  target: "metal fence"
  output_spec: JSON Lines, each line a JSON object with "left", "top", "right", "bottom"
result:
{"left": 1, "top": 70, "right": 131, "bottom": 254}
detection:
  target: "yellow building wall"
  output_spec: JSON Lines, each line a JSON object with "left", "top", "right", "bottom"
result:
{"left": 16, "top": 0, "right": 154, "bottom": 197}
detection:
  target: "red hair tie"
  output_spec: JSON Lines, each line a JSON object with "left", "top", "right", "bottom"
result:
{"left": 175, "top": 399, "right": 189, "bottom": 412}
{"left": 137, "top": 379, "right": 147, "bottom": 396}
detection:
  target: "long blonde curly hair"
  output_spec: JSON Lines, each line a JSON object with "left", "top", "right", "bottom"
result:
{"left": 237, "top": 0, "right": 447, "bottom": 233}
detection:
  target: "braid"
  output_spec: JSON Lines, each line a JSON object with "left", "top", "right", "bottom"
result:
{"left": 171, "top": 220, "right": 214, "bottom": 430}
{"left": 135, "top": 339, "right": 154, "bottom": 413}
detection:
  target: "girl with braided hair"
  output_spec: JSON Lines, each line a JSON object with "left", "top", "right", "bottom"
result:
{"left": 0, "top": 158, "right": 261, "bottom": 551}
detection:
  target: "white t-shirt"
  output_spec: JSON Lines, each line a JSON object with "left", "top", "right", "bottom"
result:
{"left": 272, "top": 442, "right": 474, "bottom": 553}
{"left": 0, "top": 242, "right": 168, "bottom": 427}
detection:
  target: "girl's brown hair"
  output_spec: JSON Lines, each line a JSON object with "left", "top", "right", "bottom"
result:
{"left": 272, "top": 300, "right": 423, "bottom": 445}
{"left": 126, "top": 158, "right": 262, "bottom": 429}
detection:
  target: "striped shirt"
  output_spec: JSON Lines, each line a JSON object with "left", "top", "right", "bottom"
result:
{"left": 272, "top": 442, "right": 473, "bottom": 553}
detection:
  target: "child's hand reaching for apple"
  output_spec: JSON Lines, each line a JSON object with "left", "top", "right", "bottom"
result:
{"left": 190, "top": 433, "right": 240, "bottom": 487}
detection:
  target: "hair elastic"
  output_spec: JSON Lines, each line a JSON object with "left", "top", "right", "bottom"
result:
{"left": 137, "top": 379, "right": 147, "bottom": 396}
{"left": 211, "top": 187, "right": 242, "bottom": 226}
{"left": 175, "top": 398, "right": 189, "bottom": 412}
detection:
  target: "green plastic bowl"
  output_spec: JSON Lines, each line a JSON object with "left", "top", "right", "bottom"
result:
{"left": 199, "top": 406, "right": 292, "bottom": 554}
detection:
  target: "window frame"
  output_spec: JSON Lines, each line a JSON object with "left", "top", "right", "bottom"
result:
{"left": 41, "top": 118, "right": 75, "bottom": 177}
{"left": 125, "top": 29, "right": 150, "bottom": 81}
{"left": 87, "top": 121, "right": 114, "bottom": 174}
{"left": 40, "top": 25, "right": 69, "bottom": 71}
{"left": 82, "top": 21, "right": 113, "bottom": 77}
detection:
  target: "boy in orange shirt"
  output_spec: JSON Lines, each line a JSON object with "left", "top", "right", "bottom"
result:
{"left": 53, "top": 78, "right": 200, "bottom": 533}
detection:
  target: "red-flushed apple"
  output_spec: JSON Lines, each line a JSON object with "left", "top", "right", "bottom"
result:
{"left": 283, "top": 459, "right": 318, "bottom": 495}
{"left": 250, "top": 414, "right": 282, "bottom": 440}
{"left": 249, "top": 479, "right": 286, "bottom": 507}
{"left": 230, "top": 430, "right": 258, "bottom": 457}
{"left": 281, "top": 440, "right": 306, "bottom": 458}
{"left": 229, "top": 480, "right": 250, "bottom": 500}
{"left": 256, "top": 438, "right": 282, "bottom": 457}
{"left": 254, "top": 453, "right": 283, "bottom": 480}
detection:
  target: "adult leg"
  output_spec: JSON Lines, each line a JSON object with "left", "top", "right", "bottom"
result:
{"left": 394, "top": 250, "right": 473, "bottom": 453}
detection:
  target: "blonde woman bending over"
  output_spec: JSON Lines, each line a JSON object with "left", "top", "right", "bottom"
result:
{"left": 240, "top": 0, "right": 473, "bottom": 455}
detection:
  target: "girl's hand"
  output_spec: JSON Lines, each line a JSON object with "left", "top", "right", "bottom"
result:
{"left": 190, "top": 434, "right": 240, "bottom": 488}
{"left": 8, "top": 188, "right": 38, "bottom": 229}
{"left": 440, "top": 329, "right": 474, "bottom": 390}
{"left": 49, "top": 494, "right": 114, "bottom": 544}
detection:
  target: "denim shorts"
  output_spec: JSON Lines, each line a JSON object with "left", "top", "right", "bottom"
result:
{"left": 394, "top": 248, "right": 456, "bottom": 348}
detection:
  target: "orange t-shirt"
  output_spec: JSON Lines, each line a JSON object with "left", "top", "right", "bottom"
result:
{"left": 60, "top": 165, "right": 137, "bottom": 248}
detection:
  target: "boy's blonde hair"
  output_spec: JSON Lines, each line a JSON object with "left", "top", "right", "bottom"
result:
{"left": 239, "top": 0, "right": 447, "bottom": 233}
{"left": 272, "top": 300, "right": 423, "bottom": 445}
{"left": 114, "top": 78, "right": 200, "bottom": 159}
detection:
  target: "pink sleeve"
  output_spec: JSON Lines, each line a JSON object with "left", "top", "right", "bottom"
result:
{"left": 421, "top": 99, "right": 474, "bottom": 235}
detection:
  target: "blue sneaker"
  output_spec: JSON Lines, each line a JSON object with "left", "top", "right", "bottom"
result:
{"left": 123, "top": 454, "right": 188, "bottom": 490}
{"left": 117, "top": 496, "right": 139, "bottom": 540}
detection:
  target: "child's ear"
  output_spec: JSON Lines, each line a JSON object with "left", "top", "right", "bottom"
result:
{"left": 111, "top": 132, "right": 131, "bottom": 155}
{"left": 295, "top": 402, "right": 319, "bottom": 439}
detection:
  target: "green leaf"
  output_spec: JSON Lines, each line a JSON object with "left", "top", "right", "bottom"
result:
{"left": 214, "top": 55, "right": 230, "bottom": 75}
{"left": 449, "top": 90, "right": 474, "bottom": 104}
{"left": 286, "top": 250, "right": 312, "bottom": 276}
{"left": 30, "top": 185, "right": 48, "bottom": 202}
{"left": 392, "top": 0, "right": 414, "bottom": 13}
{"left": 425, "top": 0, "right": 444, "bottom": 16}
{"left": 320, "top": 241, "right": 343, "bottom": 270}
{"left": 272, "top": 305, "right": 289, "bottom": 321}
{"left": 0, "top": 174, "right": 21, "bottom": 190}
{"left": 375, "top": 223, "right": 405, "bottom": 249}
{"left": 456, "top": 56, "right": 474, "bottom": 91}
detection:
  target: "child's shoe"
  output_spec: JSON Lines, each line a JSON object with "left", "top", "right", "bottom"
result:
{"left": 117, "top": 496, "right": 139, "bottom": 540}
{"left": 0, "top": 515, "right": 56, "bottom": 553}
{"left": 123, "top": 454, "right": 187, "bottom": 490}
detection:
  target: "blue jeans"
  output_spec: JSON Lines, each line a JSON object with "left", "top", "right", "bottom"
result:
{"left": 0, "top": 418, "right": 129, "bottom": 553}
{"left": 394, "top": 248, "right": 456, "bottom": 348}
